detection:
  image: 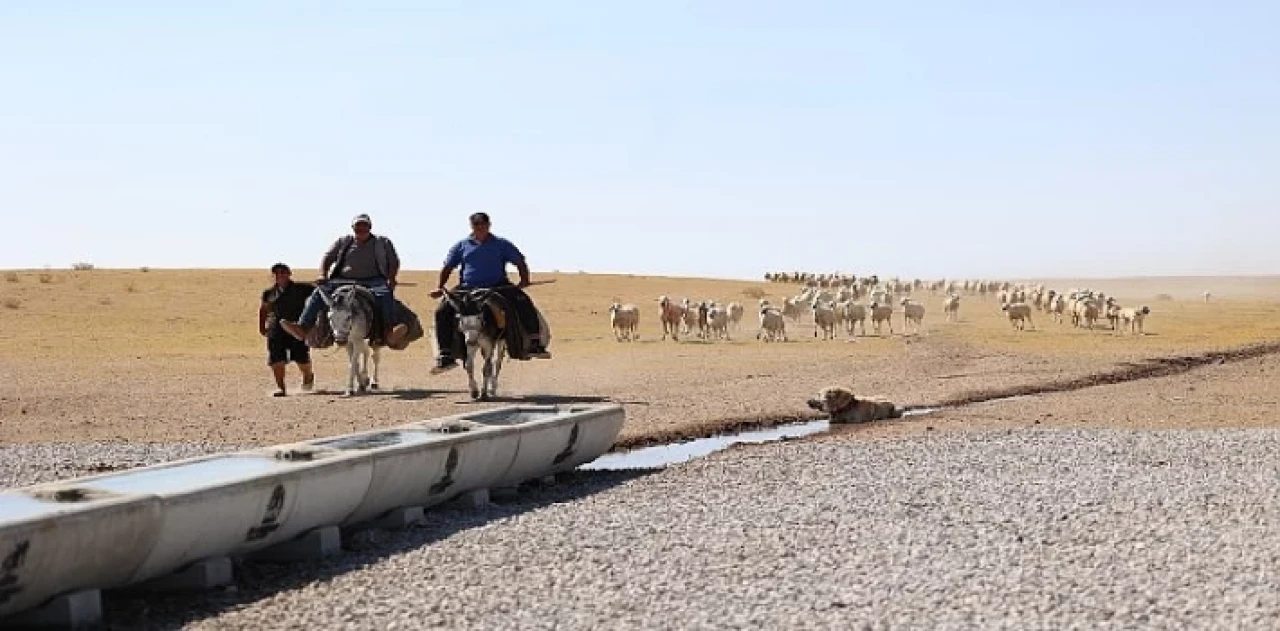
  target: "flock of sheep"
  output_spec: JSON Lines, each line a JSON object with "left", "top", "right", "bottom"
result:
{"left": 607, "top": 273, "right": 1162, "bottom": 343}
{"left": 608, "top": 297, "right": 746, "bottom": 342}
{"left": 996, "top": 285, "right": 1153, "bottom": 334}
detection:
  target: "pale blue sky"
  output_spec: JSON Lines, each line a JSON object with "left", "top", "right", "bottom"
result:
{"left": 2, "top": 1, "right": 1277, "bottom": 280}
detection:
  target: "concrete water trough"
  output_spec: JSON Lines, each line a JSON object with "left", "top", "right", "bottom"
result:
{"left": 0, "top": 489, "right": 162, "bottom": 618}
{"left": 0, "top": 402, "right": 625, "bottom": 627}
{"left": 455, "top": 405, "right": 626, "bottom": 487}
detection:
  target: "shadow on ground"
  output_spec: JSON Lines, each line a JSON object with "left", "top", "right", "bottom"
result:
{"left": 99, "top": 468, "right": 655, "bottom": 630}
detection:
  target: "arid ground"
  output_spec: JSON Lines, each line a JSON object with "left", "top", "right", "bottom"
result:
{"left": 2, "top": 269, "right": 1278, "bottom": 449}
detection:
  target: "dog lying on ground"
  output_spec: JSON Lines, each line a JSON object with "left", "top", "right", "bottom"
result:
{"left": 806, "top": 386, "right": 901, "bottom": 423}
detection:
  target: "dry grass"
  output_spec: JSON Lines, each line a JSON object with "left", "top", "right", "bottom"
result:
{"left": 2, "top": 297, "right": 20, "bottom": 310}
{"left": 37, "top": 272, "right": 54, "bottom": 284}
{"left": 0, "top": 270, "right": 1274, "bottom": 364}
{"left": 0, "top": 270, "right": 1277, "bottom": 446}
{"left": 4, "top": 272, "right": 18, "bottom": 283}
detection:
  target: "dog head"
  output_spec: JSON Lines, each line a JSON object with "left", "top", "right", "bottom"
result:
{"left": 806, "top": 386, "right": 857, "bottom": 415}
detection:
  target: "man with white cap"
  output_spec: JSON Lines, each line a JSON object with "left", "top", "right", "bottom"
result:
{"left": 281, "top": 214, "right": 408, "bottom": 347}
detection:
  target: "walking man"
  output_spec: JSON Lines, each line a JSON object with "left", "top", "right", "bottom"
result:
{"left": 430, "top": 212, "right": 550, "bottom": 372}
{"left": 281, "top": 214, "right": 408, "bottom": 347}
{"left": 260, "top": 263, "right": 315, "bottom": 396}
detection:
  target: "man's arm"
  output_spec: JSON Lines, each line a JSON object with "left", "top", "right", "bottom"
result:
{"left": 505, "top": 240, "right": 531, "bottom": 287}
{"left": 258, "top": 301, "right": 271, "bottom": 337}
{"left": 515, "top": 258, "right": 531, "bottom": 287}
{"left": 319, "top": 238, "right": 343, "bottom": 281}
{"left": 431, "top": 242, "right": 462, "bottom": 298}
{"left": 382, "top": 237, "right": 401, "bottom": 289}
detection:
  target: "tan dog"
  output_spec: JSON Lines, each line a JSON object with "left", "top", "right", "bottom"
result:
{"left": 806, "top": 386, "right": 901, "bottom": 424}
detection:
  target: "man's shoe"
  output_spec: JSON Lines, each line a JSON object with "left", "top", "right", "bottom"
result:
{"left": 385, "top": 323, "right": 409, "bottom": 348}
{"left": 430, "top": 356, "right": 458, "bottom": 375}
{"left": 280, "top": 320, "right": 310, "bottom": 342}
{"left": 301, "top": 376, "right": 315, "bottom": 392}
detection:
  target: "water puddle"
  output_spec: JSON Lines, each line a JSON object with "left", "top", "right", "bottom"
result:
{"left": 78, "top": 455, "right": 291, "bottom": 496}
{"left": 580, "top": 407, "right": 938, "bottom": 471}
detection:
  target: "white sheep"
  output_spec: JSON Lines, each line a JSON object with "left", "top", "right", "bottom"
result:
{"left": 812, "top": 301, "right": 837, "bottom": 340}
{"left": 1001, "top": 302, "right": 1035, "bottom": 331}
{"left": 726, "top": 301, "right": 745, "bottom": 333}
{"left": 1048, "top": 293, "right": 1066, "bottom": 323}
{"left": 1073, "top": 299, "right": 1100, "bottom": 330}
{"left": 1119, "top": 305, "right": 1151, "bottom": 335}
{"left": 680, "top": 298, "right": 699, "bottom": 337}
{"left": 757, "top": 306, "right": 787, "bottom": 342}
{"left": 1203, "top": 291, "right": 1212, "bottom": 303}
{"left": 869, "top": 301, "right": 894, "bottom": 336}
{"left": 609, "top": 302, "right": 640, "bottom": 341}
{"left": 844, "top": 302, "right": 868, "bottom": 336}
{"left": 706, "top": 303, "right": 730, "bottom": 340}
{"left": 942, "top": 294, "right": 960, "bottom": 322}
{"left": 900, "top": 298, "right": 925, "bottom": 334}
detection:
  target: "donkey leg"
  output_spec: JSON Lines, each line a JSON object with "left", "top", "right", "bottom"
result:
{"left": 345, "top": 347, "right": 359, "bottom": 396}
{"left": 489, "top": 341, "right": 506, "bottom": 397}
{"left": 370, "top": 346, "right": 381, "bottom": 390}
{"left": 464, "top": 348, "right": 480, "bottom": 400}
{"left": 479, "top": 348, "right": 494, "bottom": 401}
{"left": 358, "top": 343, "right": 372, "bottom": 393}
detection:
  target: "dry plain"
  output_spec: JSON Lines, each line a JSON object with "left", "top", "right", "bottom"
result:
{"left": 5, "top": 269, "right": 1280, "bottom": 629}
{"left": 1, "top": 269, "right": 1278, "bottom": 451}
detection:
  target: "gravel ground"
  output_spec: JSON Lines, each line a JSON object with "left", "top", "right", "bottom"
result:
{"left": 34, "top": 428, "right": 1276, "bottom": 630}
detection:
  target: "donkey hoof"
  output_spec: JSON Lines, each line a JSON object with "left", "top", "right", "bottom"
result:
{"left": 470, "top": 390, "right": 481, "bottom": 400}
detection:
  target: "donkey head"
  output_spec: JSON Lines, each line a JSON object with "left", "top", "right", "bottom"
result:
{"left": 447, "top": 290, "right": 494, "bottom": 347}
{"left": 322, "top": 286, "right": 365, "bottom": 346}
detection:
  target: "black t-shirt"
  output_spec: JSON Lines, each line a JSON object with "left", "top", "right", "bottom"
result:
{"left": 262, "top": 281, "right": 314, "bottom": 333}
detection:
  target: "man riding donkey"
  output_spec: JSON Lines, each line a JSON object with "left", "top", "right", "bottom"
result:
{"left": 281, "top": 214, "right": 411, "bottom": 348}
{"left": 429, "top": 212, "right": 552, "bottom": 374}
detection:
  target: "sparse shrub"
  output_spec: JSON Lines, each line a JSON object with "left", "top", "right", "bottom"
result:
{"left": 125, "top": 282, "right": 138, "bottom": 293}
{"left": 38, "top": 272, "right": 54, "bottom": 284}
{"left": 140, "top": 266, "right": 151, "bottom": 273}
{"left": 742, "top": 287, "right": 767, "bottom": 299}
{"left": 3, "top": 272, "right": 17, "bottom": 283}
{"left": 76, "top": 281, "right": 90, "bottom": 291}
{"left": 1155, "top": 293, "right": 1174, "bottom": 302}
{"left": 2, "top": 297, "right": 20, "bottom": 309}
{"left": 71, "top": 262, "right": 95, "bottom": 271}
{"left": 98, "top": 296, "right": 113, "bottom": 306}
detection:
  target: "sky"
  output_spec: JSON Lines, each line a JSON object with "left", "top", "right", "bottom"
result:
{"left": 1, "top": 1, "right": 1277, "bottom": 280}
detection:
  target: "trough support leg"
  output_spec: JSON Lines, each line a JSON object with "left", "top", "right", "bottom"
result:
{"left": 134, "top": 556, "right": 234, "bottom": 593}
{"left": 370, "top": 506, "right": 425, "bottom": 530}
{"left": 454, "top": 488, "right": 490, "bottom": 508}
{"left": 251, "top": 526, "right": 342, "bottom": 563}
{"left": 6, "top": 588, "right": 102, "bottom": 629}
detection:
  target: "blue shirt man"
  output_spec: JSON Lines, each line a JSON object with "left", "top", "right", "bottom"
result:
{"left": 430, "top": 212, "right": 548, "bottom": 370}
{"left": 442, "top": 233, "right": 526, "bottom": 288}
